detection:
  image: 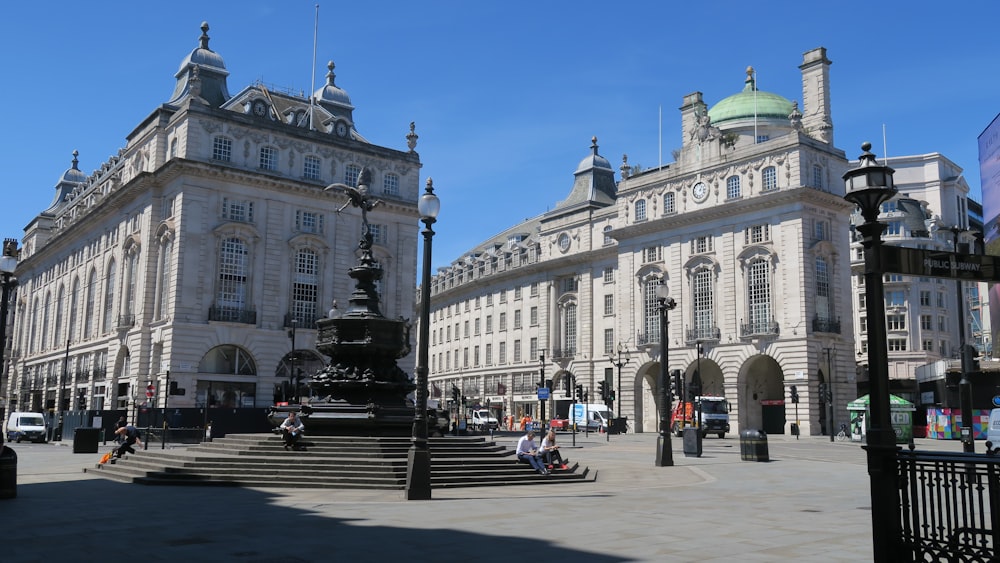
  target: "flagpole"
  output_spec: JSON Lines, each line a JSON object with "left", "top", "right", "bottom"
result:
{"left": 309, "top": 4, "right": 319, "bottom": 130}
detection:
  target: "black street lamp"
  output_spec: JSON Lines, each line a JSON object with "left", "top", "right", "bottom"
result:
{"left": 948, "top": 226, "right": 977, "bottom": 453}
{"left": 607, "top": 342, "right": 629, "bottom": 419}
{"left": 406, "top": 178, "right": 439, "bottom": 501}
{"left": 288, "top": 318, "right": 298, "bottom": 404}
{"left": 823, "top": 346, "right": 835, "bottom": 442}
{"left": 0, "top": 239, "right": 18, "bottom": 416}
{"left": 694, "top": 341, "right": 703, "bottom": 434}
{"left": 538, "top": 349, "right": 546, "bottom": 432}
{"left": 843, "top": 142, "right": 899, "bottom": 562}
{"left": 654, "top": 282, "right": 677, "bottom": 467}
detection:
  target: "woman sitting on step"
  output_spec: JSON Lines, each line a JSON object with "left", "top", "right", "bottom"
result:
{"left": 540, "top": 430, "right": 567, "bottom": 470}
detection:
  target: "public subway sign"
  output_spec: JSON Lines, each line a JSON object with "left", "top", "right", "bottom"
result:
{"left": 880, "top": 247, "right": 1000, "bottom": 281}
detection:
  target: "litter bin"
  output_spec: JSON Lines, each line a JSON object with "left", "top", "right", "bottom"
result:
{"left": 739, "top": 429, "right": 769, "bottom": 462}
{"left": 0, "top": 446, "right": 16, "bottom": 499}
{"left": 73, "top": 427, "right": 101, "bottom": 454}
{"left": 683, "top": 427, "right": 703, "bottom": 457}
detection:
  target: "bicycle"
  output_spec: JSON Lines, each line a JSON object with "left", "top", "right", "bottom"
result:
{"left": 836, "top": 423, "right": 850, "bottom": 441}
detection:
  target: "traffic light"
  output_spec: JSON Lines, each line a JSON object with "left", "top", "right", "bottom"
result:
{"left": 451, "top": 385, "right": 459, "bottom": 403}
{"left": 671, "top": 369, "right": 682, "bottom": 400}
{"left": 575, "top": 384, "right": 583, "bottom": 402}
{"left": 608, "top": 390, "right": 615, "bottom": 402}
{"left": 790, "top": 385, "right": 799, "bottom": 404}
{"left": 565, "top": 377, "right": 572, "bottom": 397}
{"left": 598, "top": 381, "right": 606, "bottom": 401}
{"left": 545, "top": 379, "right": 553, "bottom": 391}
{"left": 76, "top": 390, "right": 86, "bottom": 410}
{"left": 583, "top": 391, "right": 589, "bottom": 403}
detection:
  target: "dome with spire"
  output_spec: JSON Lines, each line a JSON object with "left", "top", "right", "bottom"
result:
{"left": 574, "top": 136, "right": 613, "bottom": 175}
{"left": 44, "top": 151, "right": 85, "bottom": 214}
{"left": 708, "top": 66, "right": 794, "bottom": 126}
{"left": 168, "top": 22, "right": 231, "bottom": 107}
{"left": 313, "top": 61, "right": 353, "bottom": 109}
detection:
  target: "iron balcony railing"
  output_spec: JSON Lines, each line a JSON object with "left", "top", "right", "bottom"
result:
{"left": 740, "top": 320, "right": 779, "bottom": 337}
{"left": 812, "top": 316, "right": 841, "bottom": 334}
{"left": 636, "top": 331, "right": 659, "bottom": 346}
{"left": 208, "top": 305, "right": 257, "bottom": 324}
{"left": 896, "top": 448, "right": 999, "bottom": 560}
{"left": 685, "top": 326, "right": 721, "bottom": 344}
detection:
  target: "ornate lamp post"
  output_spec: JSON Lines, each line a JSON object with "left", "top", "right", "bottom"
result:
{"left": 0, "top": 239, "right": 18, "bottom": 414}
{"left": 288, "top": 318, "right": 298, "bottom": 403}
{"left": 406, "top": 178, "right": 439, "bottom": 501}
{"left": 654, "top": 282, "right": 677, "bottom": 467}
{"left": 843, "top": 142, "right": 899, "bottom": 561}
{"left": 538, "top": 349, "right": 546, "bottom": 432}
{"left": 607, "top": 343, "right": 629, "bottom": 422}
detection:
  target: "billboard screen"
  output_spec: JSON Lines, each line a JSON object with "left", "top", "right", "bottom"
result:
{"left": 979, "top": 113, "right": 1000, "bottom": 356}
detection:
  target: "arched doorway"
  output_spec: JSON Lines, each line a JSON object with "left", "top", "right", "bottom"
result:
{"left": 636, "top": 361, "right": 659, "bottom": 433}
{"left": 198, "top": 344, "right": 258, "bottom": 408}
{"left": 737, "top": 354, "right": 785, "bottom": 434}
{"left": 683, "top": 357, "right": 724, "bottom": 400}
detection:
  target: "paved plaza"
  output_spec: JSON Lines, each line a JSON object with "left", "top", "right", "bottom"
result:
{"left": 2, "top": 432, "right": 965, "bottom": 562}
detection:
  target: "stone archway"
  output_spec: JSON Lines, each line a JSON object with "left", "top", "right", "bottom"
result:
{"left": 635, "top": 361, "right": 659, "bottom": 433}
{"left": 684, "top": 357, "right": 724, "bottom": 399}
{"left": 737, "top": 354, "right": 785, "bottom": 434}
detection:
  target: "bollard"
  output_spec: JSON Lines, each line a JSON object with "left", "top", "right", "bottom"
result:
{"left": 0, "top": 446, "right": 17, "bottom": 499}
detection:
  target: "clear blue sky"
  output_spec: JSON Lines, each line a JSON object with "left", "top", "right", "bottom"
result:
{"left": 2, "top": 2, "right": 997, "bottom": 271}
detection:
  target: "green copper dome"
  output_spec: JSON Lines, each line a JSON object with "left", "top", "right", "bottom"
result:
{"left": 708, "top": 66, "right": 794, "bottom": 125}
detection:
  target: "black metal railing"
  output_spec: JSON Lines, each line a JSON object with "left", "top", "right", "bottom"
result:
{"left": 812, "top": 315, "right": 841, "bottom": 334}
{"left": 740, "top": 320, "right": 779, "bottom": 337}
{"left": 636, "top": 331, "right": 658, "bottom": 346}
{"left": 685, "top": 326, "right": 721, "bottom": 344}
{"left": 897, "top": 449, "right": 998, "bottom": 560}
{"left": 208, "top": 305, "right": 257, "bottom": 324}
{"left": 551, "top": 348, "right": 576, "bottom": 360}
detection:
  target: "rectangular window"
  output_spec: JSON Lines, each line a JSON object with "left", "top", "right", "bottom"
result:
{"left": 259, "top": 146, "right": 277, "bottom": 170}
{"left": 345, "top": 164, "right": 361, "bottom": 187}
{"left": 499, "top": 312, "right": 507, "bottom": 331}
{"left": 939, "top": 340, "right": 948, "bottom": 356}
{"left": 486, "top": 294, "right": 493, "bottom": 306}
{"left": 762, "top": 166, "right": 777, "bottom": 191}
{"left": 691, "top": 236, "right": 713, "bottom": 254}
{"left": 922, "top": 340, "right": 933, "bottom": 352}
{"left": 885, "top": 290, "right": 905, "bottom": 307}
{"left": 529, "top": 306, "right": 538, "bottom": 326}
{"left": 859, "top": 293, "right": 866, "bottom": 309}
{"left": 562, "top": 278, "right": 576, "bottom": 293}
{"left": 919, "top": 291, "right": 931, "bottom": 306}
{"left": 474, "top": 318, "right": 481, "bottom": 335}
{"left": 938, "top": 316, "right": 947, "bottom": 331}
{"left": 499, "top": 291, "right": 507, "bottom": 303}
{"left": 383, "top": 173, "right": 399, "bottom": 196}
{"left": 212, "top": 136, "right": 232, "bottom": 162}
{"left": 485, "top": 343, "right": 493, "bottom": 366}
{"left": 486, "top": 315, "right": 493, "bottom": 333}
{"left": 604, "top": 328, "right": 614, "bottom": 356}
{"left": 814, "top": 220, "right": 829, "bottom": 241}
{"left": 530, "top": 282, "right": 538, "bottom": 297}
{"left": 369, "top": 224, "right": 387, "bottom": 245}
{"left": 221, "top": 198, "right": 254, "bottom": 223}
{"left": 513, "top": 310, "right": 522, "bottom": 329}
{"left": 920, "top": 315, "right": 932, "bottom": 330}
{"left": 643, "top": 246, "right": 661, "bottom": 263}
{"left": 604, "top": 294, "right": 614, "bottom": 316}
{"left": 529, "top": 337, "right": 538, "bottom": 360}
{"left": 887, "top": 315, "right": 906, "bottom": 330}
{"left": 603, "top": 268, "right": 614, "bottom": 283}
{"left": 745, "top": 224, "right": 769, "bottom": 244}
{"left": 936, "top": 293, "right": 944, "bottom": 307}
{"left": 474, "top": 346, "right": 480, "bottom": 367}
{"left": 303, "top": 155, "right": 321, "bottom": 180}
{"left": 295, "top": 210, "right": 324, "bottom": 234}
{"left": 499, "top": 342, "right": 507, "bottom": 364}
{"left": 635, "top": 200, "right": 647, "bottom": 222}
{"left": 859, "top": 317, "right": 867, "bottom": 333}
{"left": 888, "top": 339, "right": 907, "bottom": 352}
{"left": 513, "top": 340, "right": 521, "bottom": 363}
{"left": 812, "top": 165, "right": 824, "bottom": 189}
{"left": 514, "top": 287, "right": 522, "bottom": 300}
{"left": 463, "top": 320, "right": 469, "bottom": 338}
{"left": 726, "top": 176, "right": 741, "bottom": 199}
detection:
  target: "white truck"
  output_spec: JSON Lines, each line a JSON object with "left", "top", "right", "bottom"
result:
{"left": 6, "top": 412, "right": 48, "bottom": 443}
{"left": 570, "top": 403, "right": 613, "bottom": 431}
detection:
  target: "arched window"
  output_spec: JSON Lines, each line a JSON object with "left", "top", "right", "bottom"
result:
{"left": 103, "top": 259, "right": 116, "bottom": 333}
{"left": 746, "top": 259, "right": 772, "bottom": 333}
{"left": 603, "top": 225, "right": 614, "bottom": 246}
{"left": 123, "top": 247, "right": 139, "bottom": 321}
{"left": 199, "top": 344, "right": 257, "bottom": 376}
{"left": 634, "top": 199, "right": 647, "bottom": 222}
{"left": 663, "top": 192, "right": 676, "bottom": 214}
{"left": 561, "top": 302, "right": 578, "bottom": 355}
{"left": 84, "top": 268, "right": 97, "bottom": 338}
{"left": 291, "top": 248, "right": 319, "bottom": 323}
{"left": 216, "top": 238, "right": 249, "bottom": 320}
{"left": 643, "top": 277, "right": 662, "bottom": 344}
{"left": 726, "top": 176, "right": 741, "bottom": 200}
{"left": 68, "top": 277, "right": 79, "bottom": 344}
{"left": 692, "top": 269, "right": 715, "bottom": 339}
{"left": 53, "top": 285, "right": 65, "bottom": 348}
{"left": 41, "top": 292, "right": 51, "bottom": 351}
{"left": 156, "top": 235, "right": 173, "bottom": 320}
{"left": 762, "top": 166, "right": 777, "bottom": 192}
{"left": 816, "top": 257, "right": 831, "bottom": 321}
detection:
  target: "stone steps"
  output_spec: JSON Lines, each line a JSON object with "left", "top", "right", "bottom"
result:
{"left": 85, "top": 433, "right": 596, "bottom": 489}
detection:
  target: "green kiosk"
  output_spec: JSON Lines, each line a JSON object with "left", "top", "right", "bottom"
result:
{"left": 846, "top": 394, "right": 915, "bottom": 444}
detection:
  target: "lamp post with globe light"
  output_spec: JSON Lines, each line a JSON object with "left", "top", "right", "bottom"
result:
{"left": 406, "top": 178, "right": 439, "bottom": 501}
{"left": 654, "top": 281, "right": 676, "bottom": 467}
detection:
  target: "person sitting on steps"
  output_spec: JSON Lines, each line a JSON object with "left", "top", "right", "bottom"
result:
{"left": 279, "top": 412, "right": 306, "bottom": 451}
{"left": 515, "top": 430, "right": 548, "bottom": 475}
{"left": 540, "top": 430, "right": 567, "bottom": 470}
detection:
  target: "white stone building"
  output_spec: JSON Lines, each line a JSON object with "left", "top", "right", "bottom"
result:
{"left": 426, "top": 48, "right": 856, "bottom": 437}
{"left": 5, "top": 22, "right": 421, "bottom": 417}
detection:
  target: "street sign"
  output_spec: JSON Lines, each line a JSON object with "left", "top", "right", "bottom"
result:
{"left": 881, "top": 247, "right": 1000, "bottom": 281}
{"left": 992, "top": 395, "right": 1000, "bottom": 408}
{"left": 537, "top": 387, "right": 550, "bottom": 400}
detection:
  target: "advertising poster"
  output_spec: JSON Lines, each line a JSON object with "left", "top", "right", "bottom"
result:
{"left": 979, "top": 114, "right": 1000, "bottom": 350}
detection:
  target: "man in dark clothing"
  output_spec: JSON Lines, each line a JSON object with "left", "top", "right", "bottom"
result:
{"left": 114, "top": 425, "right": 142, "bottom": 458}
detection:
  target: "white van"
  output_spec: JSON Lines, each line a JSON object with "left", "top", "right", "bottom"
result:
{"left": 6, "top": 412, "right": 47, "bottom": 443}
{"left": 986, "top": 409, "right": 1000, "bottom": 454}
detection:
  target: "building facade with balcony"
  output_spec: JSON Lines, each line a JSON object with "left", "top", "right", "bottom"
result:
{"left": 425, "top": 47, "right": 856, "bottom": 437}
{"left": 5, "top": 22, "right": 420, "bottom": 417}
{"left": 848, "top": 152, "right": 978, "bottom": 410}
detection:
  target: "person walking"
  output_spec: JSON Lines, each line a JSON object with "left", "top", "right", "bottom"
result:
{"left": 515, "top": 430, "right": 548, "bottom": 475}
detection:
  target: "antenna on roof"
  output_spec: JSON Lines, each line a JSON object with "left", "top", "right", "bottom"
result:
{"left": 309, "top": 4, "right": 320, "bottom": 131}
{"left": 658, "top": 105, "right": 662, "bottom": 168}
{"left": 882, "top": 123, "right": 888, "bottom": 165}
